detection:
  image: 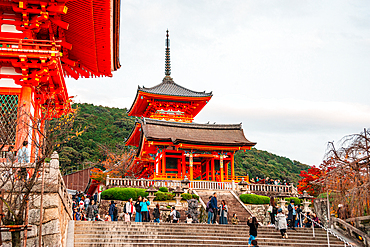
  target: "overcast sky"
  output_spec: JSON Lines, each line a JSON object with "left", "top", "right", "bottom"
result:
{"left": 65, "top": 0, "right": 370, "bottom": 166}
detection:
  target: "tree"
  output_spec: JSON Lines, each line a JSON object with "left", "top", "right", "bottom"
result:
{"left": 0, "top": 101, "right": 82, "bottom": 246}
{"left": 90, "top": 146, "right": 136, "bottom": 183}
{"left": 321, "top": 128, "right": 370, "bottom": 218}
{"left": 297, "top": 166, "right": 324, "bottom": 197}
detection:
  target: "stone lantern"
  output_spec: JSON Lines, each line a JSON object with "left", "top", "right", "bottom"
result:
{"left": 181, "top": 175, "right": 190, "bottom": 193}
{"left": 146, "top": 186, "right": 158, "bottom": 209}
{"left": 238, "top": 178, "right": 249, "bottom": 192}
{"left": 278, "top": 198, "right": 287, "bottom": 213}
{"left": 299, "top": 191, "right": 313, "bottom": 213}
{"left": 173, "top": 186, "right": 184, "bottom": 210}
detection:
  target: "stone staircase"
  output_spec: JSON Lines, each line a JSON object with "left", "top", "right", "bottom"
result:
{"left": 196, "top": 190, "right": 252, "bottom": 224}
{"left": 74, "top": 221, "right": 347, "bottom": 246}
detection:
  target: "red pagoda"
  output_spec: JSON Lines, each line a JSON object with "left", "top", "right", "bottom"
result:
{"left": 126, "top": 30, "right": 256, "bottom": 182}
{"left": 0, "top": 0, "right": 121, "bottom": 160}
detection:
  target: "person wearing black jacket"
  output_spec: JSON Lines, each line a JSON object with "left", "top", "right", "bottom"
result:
{"left": 296, "top": 205, "right": 302, "bottom": 227}
{"left": 287, "top": 200, "right": 296, "bottom": 230}
{"left": 134, "top": 196, "right": 142, "bottom": 222}
{"left": 210, "top": 192, "right": 218, "bottom": 224}
{"left": 247, "top": 216, "right": 258, "bottom": 246}
{"left": 153, "top": 203, "right": 160, "bottom": 223}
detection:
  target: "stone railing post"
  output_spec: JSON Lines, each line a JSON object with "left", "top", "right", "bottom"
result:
{"left": 50, "top": 151, "right": 59, "bottom": 181}
{"left": 106, "top": 175, "right": 110, "bottom": 186}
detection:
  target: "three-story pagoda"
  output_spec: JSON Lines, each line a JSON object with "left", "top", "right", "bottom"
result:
{"left": 126, "top": 30, "right": 256, "bottom": 182}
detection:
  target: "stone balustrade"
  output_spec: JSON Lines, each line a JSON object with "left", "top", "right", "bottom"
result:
{"left": 106, "top": 176, "right": 297, "bottom": 196}
{"left": 331, "top": 217, "right": 370, "bottom": 247}
{"left": 106, "top": 176, "right": 182, "bottom": 189}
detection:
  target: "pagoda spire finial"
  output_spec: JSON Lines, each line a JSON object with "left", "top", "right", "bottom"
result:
{"left": 165, "top": 29, "right": 171, "bottom": 78}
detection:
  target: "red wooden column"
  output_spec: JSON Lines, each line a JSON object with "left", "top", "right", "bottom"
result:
{"left": 16, "top": 85, "right": 32, "bottom": 150}
{"left": 206, "top": 159, "right": 210, "bottom": 181}
{"left": 162, "top": 150, "right": 166, "bottom": 177}
{"left": 181, "top": 151, "right": 186, "bottom": 177}
{"left": 177, "top": 158, "right": 181, "bottom": 177}
{"left": 30, "top": 103, "right": 39, "bottom": 163}
{"left": 225, "top": 160, "right": 229, "bottom": 181}
{"left": 220, "top": 154, "right": 224, "bottom": 182}
{"left": 211, "top": 157, "right": 215, "bottom": 181}
{"left": 231, "top": 152, "right": 235, "bottom": 180}
{"left": 189, "top": 152, "right": 193, "bottom": 180}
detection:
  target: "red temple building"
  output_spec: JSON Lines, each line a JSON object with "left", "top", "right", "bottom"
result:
{"left": 126, "top": 31, "right": 256, "bottom": 182}
{"left": 0, "top": 0, "right": 121, "bottom": 160}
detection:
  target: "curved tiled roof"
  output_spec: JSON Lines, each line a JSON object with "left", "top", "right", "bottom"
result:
{"left": 139, "top": 77, "right": 212, "bottom": 98}
{"left": 138, "top": 118, "right": 256, "bottom": 147}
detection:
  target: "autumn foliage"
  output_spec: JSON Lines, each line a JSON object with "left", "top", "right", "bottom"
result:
{"left": 90, "top": 147, "right": 136, "bottom": 183}
{"left": 297, "top": 166, "right": 324, "bottom": 197}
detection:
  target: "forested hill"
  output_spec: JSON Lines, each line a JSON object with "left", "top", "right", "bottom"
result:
{"left": 59, "top": 103, "right": 308, "bottom": 184}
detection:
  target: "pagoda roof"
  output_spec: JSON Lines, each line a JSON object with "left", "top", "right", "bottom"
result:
{"left": 126, "top": 118, "right": 256, "bottom": 148}
{"left": 139, "top": 77, "right": 212, "bottom": 98}
{"left": 127, "top": 77, "right": 212, "bottom": 118}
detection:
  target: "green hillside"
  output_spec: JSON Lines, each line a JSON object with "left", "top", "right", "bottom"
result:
{"left": 235, "top": 149, "right": 308, "bottom": 184}
{"left": 58, "top": 103, "right": 308, "bottom": 183}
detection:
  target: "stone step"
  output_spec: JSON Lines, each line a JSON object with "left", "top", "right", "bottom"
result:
{"left": 74, "top": 244, "right": 340, "bottom": 247}
{"left": 73, "top": 238, "right": 345, "bottom": 247}
{"left": 74, "top": 228, "right": 329, "bottom": 236}
{"left": 73, "top": 228, "right": 333, "bottom": 236}
{"left": 196, "top": 190, "right": 252, "bottom": 224}
{"left": 75, "top": 222, "right": 326, "bottom": 231}
{"left": 73, "top": 220, "right": 347, "bottom": 247}
{"left": 74, "top": 233, "right": 342, "bottom": 243}
{"left": 74, "top": 224, "right": 328, "bottom": 233}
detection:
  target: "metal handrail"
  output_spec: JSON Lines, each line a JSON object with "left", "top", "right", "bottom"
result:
{"left": 299, "top": 212, "right": 354, "bottom": 247}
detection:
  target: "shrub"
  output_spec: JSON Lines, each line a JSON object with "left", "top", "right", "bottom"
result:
{"left": 159, "top": 187, "right": 168, "bottom": 192}
{"left": 136, "top": 188, "right": 149, "bottom": 199}
{"left": 154, "top": 191, "right": 167, "bottom": 201}
{"left": 101, "top": 187, "right": 148, "bottom": 201}
{"left": 181, "top": 193, "right": 192, "bottom": 200}
{"left": 285, "top": 197, "right": 301, "bottom": 205}
{"left": 192, "top": 194, "right": 199, "bottom": 200}
{"left": 165, "top": 192, "right": 175, "bottom": 200}
{"left": 239, "top": 194, "right": 270, "bottom": 204}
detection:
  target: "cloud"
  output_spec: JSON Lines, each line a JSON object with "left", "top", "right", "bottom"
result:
{"left": 64, "top": 0, "right": 370, "bottom": 166}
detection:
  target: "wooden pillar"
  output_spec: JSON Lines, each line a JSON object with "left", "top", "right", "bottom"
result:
{"left": 220, "top": 154, "right": 224, "bottom": 182}
{"left": 231, "top": 152, "right": 235, "bottom": 180}
{"left": 225, "top": 161, "right": 229, "bottom": 181}
{"left": 189, "top": 152, "right": 193, "bottom": 180}
{"left": 30, "top": 103, "right": 39, "bottom": 163}
{"left": 211, "top": 157, "right": 215, "bottom": 181}
{"left": 177, "top": 158, "right": 181, "bottom": 177}
{"left": 16, "top": 85, "right": 32, "bottom": 150}
{"left": 206, "top": 159, "right": 210, "bottom": 181}
{"left": 162, "top": 150, "right": 166, "bottom": 177}
{"left": 182, "top": 151, "right": 186, "bottom": 177}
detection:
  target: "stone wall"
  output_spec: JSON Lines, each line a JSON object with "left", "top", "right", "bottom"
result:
{"left": 245, "top": 204, "right": 270, "bottom": 225}
{"left": 0, "top": 152, "right": 72, "bottom": 247}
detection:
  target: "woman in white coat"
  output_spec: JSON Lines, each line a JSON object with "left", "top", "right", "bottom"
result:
{"left": 276, "top": 208, "right": 288, "bottom": 239}
{"left": 124, "top": 198, "right": 136, "bottom": 222}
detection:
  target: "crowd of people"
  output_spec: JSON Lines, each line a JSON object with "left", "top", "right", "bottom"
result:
{"left": 72, "top": 192, "right": 102, "bottom": 221}
{"left": 249, "top": 176, "right": 291, "bottom": 186}
{"left": 267, "top": 198, "right": 323, "bottom": 239}
{"left": 71, "top": 190, "right": 329, "bottom": 247}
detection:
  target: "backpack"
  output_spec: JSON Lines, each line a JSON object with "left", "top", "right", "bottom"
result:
{"left": 123, "top": 203, "right": 127, "bottom": 213}
{"left": 206, "top": 202, "right": 210, "bottom": 212}
{"left": 175, "top": 210, "right": 180, "bottom": 219}
{"left": 113, "top": 206, "right": 118, "bottom": 216}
